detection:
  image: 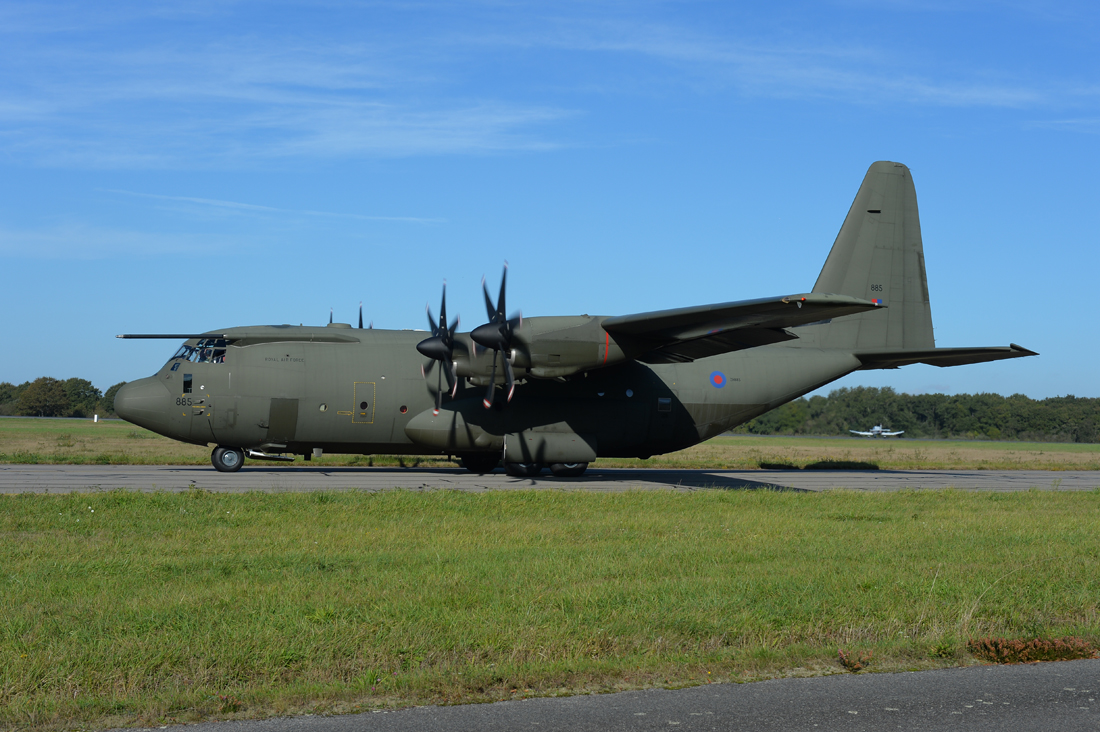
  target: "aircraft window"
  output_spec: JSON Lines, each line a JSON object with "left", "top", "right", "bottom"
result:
{"left": 657, "top": 397, "right": 672, "bottom": 412}
{"left": 171, "top": 339, "right": 227, "bottom": 364}
{"left": 183, "top": 374, "right": 193, "bottom": 394}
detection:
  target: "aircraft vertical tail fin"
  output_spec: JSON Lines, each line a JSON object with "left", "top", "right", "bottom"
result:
{"left": 808, "top": 161, "right": 935, "bottom": 352}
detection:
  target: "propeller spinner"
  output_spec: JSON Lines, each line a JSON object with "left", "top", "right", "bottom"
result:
{"left": 470, "top": 263, "right": 522, "bottom": 408}
{"left": 416, "top": 283, "right": 459, "bottom": 415}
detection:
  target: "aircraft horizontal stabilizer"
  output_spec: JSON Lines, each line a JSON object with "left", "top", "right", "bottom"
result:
{"left": 603, "top": 293, "right": 881, "bottom": 363}
{"left": 856, "top": 343, "right": 1038, "bottom": 370}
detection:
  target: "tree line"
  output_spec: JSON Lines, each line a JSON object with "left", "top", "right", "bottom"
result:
{"left": 0, "top": 378, "right": 127, "bottom": 418}
{"left": 735, "top": 387, "right": 1100, "bottom": 443}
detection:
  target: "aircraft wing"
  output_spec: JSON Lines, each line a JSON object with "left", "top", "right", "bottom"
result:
{"left": 849, "top": 430, "right": 874, "bottom": 436}
{"left": 855, "top": 344, "right": 1037, "bottom": 369}
{"left": 881, "top": 430, "right": 904, "bottom": 436}
{"left": 603, "top": 293, "right": 882, "bottom": 363}
{"left": 117, "top": 328, "right": 361, "bottom": 345}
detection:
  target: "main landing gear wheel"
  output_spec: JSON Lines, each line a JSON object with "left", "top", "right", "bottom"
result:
{"left": 549, "top": 462, "right": 588, "bottom": 478}
{"left": 459, "top": 453, "right": 501, "bottom": 475}
{"left": 211, "top": 446, "right": 245, "bottom": 473}
{"left": 504, "top": 462, "right": 543, "bottom": 477}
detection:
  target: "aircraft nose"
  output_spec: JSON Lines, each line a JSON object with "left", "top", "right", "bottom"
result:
{"left": 114, "top": 377, "right": 171, "bottom": 430}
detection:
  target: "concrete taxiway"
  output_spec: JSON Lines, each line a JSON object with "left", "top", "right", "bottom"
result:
{"left": 2, "top": 464, "right": 1097, "bottom": 493}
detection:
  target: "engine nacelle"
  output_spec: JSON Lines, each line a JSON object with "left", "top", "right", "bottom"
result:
{"left": 454, "top": 315, "right": 629, "bottom": 381}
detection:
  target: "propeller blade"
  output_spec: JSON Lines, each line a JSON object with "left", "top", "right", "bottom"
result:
{"left": 426, "top": 304, "right": 439, "bottom": 337}
{"left": 503, "top": 358, "right": 515, "bottom": 403}
{"left": 482, "top": 276, "right": 496, "bottom": 321}
{"left": 420, "top": 280, "right": 459, "bottom": 405}
{"left": 496, "top": 262, "right": 508, "bottom": 321}
{"left": 329, "top": 308, "right": 333, "bottom": 325}
{"left": 474, "top": 263, "right": 519, "bottom": 407}
{"left": 483, "top": 350, "right": 498, "bottom": 409}
{"left": 359, "top": 302, "right": 363, "bottom": 329}
{"left": 439, "top": 282, "right": 448, "bottom": 334}
{"left": 447, "top": 360, "right": 458, "bottom": 397}
{"left": 434, "top": 364, "right": 443, "bottom": 415}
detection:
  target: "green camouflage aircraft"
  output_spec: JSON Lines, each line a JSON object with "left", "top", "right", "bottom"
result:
{"left": 115, "top": 162, "right": 1035, "bottom": 476}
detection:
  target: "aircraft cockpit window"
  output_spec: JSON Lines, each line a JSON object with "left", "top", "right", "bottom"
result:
{"left": 170, "top": 338, "right": 228, "bottom": 364}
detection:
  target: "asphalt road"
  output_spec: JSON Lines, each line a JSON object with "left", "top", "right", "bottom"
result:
{"left": 120, "top": 659, "right": 1099, "bottom": 732}
{"left": 1, "top": 464, "right": 1097, "bottom": 493}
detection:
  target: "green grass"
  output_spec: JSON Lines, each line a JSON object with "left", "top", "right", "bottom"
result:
{"left": 2, "top": 489, "right": 1099, "bottom": 730}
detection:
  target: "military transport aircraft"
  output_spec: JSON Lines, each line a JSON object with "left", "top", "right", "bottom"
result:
{"left": 850, "top": 425, "right": 905, "bottom": 438}
{"left": 114, "top": 162, "right": 1035, "bottom": 476}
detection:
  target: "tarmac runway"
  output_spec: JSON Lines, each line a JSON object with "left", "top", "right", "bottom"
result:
{"left": 119, "top": 659, "right": 1099, "bottom": 732}
{"left": 2, "top": 464, "right": 1097, "bottom": 493}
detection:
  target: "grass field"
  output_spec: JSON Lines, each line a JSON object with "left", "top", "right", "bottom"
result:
{"left": 2, "top": 489, "right": 1099, "bottom": 730}
{"left": 2, "top": 417, "right": 1099, "bottom": 470}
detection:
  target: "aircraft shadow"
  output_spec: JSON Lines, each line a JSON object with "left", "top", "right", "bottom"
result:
{"left": 162, "top": 465, "right": 807, "bottom": 491}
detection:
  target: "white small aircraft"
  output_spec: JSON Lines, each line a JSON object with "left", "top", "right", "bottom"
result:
{"left": 849, "top": 425, "right": 904, "bottom": 437}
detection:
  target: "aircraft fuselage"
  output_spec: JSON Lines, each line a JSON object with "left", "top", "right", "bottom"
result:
{"left": 116, "top": 323, "right": 860, "bottom": 461}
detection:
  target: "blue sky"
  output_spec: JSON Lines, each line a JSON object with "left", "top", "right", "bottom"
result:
{"left": 2, "top": 1, "right": 1097, "bottom": 398}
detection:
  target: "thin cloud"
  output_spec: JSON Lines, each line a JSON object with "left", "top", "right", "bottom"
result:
{"left": 99, "top": 189, "right": 444, "bottom": 224}
{"left": 0, "top": 2, "right": 1092, "bottom": 170}
{"left": 0, "top": 26, "right": 576, "bottom": 167}
{"left": 1024, "top": 118, "right": 1100, "bottom": 133}
{"left": 488, "top": 16, "right": 1055, "bottom": 109}
{"left": 0, "top": 224, "right": 248, "bottom": 259}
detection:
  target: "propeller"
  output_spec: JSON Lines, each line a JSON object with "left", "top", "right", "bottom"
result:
{"left": 329, "top": 307, "right": 333, "bottom": 325}
{"left": 470, "top": 263, "right": 522, "bottom": 408}
{"left": 416, "top": 282, "right": 460, "bottom": 415}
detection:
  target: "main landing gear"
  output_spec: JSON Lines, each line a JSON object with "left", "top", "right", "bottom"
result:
{"left": 211, "top": 446, "right": 245, "bottom": 473}
{"left": 548, "top": 462, "right": 588, "bottom": 477}
{"left": 504, "top": 462, "right": 590, "bottom": 477}
{"left": 504, "top": 462, "right": 542, "bottom": 477}
{"left": 461, "top": 454, "right": 590, "bottom": 478}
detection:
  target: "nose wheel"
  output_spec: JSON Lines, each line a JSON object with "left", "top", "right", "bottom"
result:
{"left": 212, "top": 446, "right": 245, "bottom": 472}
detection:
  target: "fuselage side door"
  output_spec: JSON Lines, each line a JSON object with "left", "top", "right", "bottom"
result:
{"left": 352, "top": 382, "right": 376, "bottom": 424}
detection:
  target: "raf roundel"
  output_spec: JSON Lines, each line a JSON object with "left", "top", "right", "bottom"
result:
{"left": 710, "top": 371, "right": 726, "bottom": 388}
